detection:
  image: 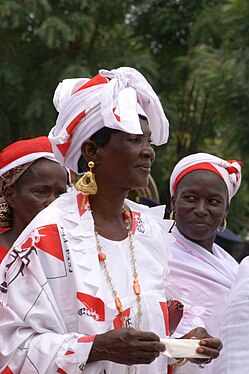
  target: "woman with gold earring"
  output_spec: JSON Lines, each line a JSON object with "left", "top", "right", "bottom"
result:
{"left": 166, "top": 153, "right": 242, "bottom": 374}
{"left": 0, "top": 68, "right": 222, "bottom": 374}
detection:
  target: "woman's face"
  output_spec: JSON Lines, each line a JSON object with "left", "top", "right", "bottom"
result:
{"left": 172, "top": 170, "right": 229, "bottom": 250}
{"left": 9, "top": 159, "right": 68, "bottom": 228}
{"left": 95, "top": 118, "right": 155, "bottom": 191}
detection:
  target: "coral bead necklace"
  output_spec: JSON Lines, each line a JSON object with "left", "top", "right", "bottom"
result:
{"left": 94, "top": 205, "right": 142, "bottom": 327}
{"left": 94, "top": 205, "right": 142, "bottom": 373}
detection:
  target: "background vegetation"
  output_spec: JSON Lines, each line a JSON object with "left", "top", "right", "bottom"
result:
{"left": 0, "top": 0, "right": 248, "bottom": 237}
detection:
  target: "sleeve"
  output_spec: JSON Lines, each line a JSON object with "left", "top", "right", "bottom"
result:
{"left": 0, "top": 246, "right": 98, "bottom": 374}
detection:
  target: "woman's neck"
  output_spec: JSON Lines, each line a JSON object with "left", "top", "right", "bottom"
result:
{"left": 89, "top": 192, "right": 130, "bottom": 241}
{"left": 176, "top": 226, "right": 215, "bottom": 253}
{"left": 0, "top": 226, "right": 20, "bottom": 250}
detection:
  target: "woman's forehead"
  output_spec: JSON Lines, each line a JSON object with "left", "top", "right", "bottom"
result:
{"left": 176, "top": 169, "right": 228, "bottom": 193}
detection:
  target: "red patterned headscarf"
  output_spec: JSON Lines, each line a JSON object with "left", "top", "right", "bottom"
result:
{"left": 170, "top": 153, "right": 242, "bottom": 201}
{"left": 49, "top": 67, "right": 170, "bottom": 174}
{"left": 0, "top": 136, "right": 58, "bottom": 228}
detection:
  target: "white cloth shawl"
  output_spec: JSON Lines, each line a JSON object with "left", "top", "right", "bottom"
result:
{"left": 213, "top": 256, "right": 249, "bottom": 374}
{"left": 166, "top": 227, "right": 238, "bottom": 374}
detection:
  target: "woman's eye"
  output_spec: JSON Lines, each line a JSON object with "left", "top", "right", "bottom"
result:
{"left": 209, "top": 199, "right": 220, "bottom": 204}
{"left": 129, "top": 137, "right": 140, "bottom": 143}
{"left": 183, "top": 195, "right": 196, "bottom": 201}
{"left": 34, "top": 190, "right": 47, "bottom": 195}
{"left": 128, "top": 136, "right": 152, "bottom": 144}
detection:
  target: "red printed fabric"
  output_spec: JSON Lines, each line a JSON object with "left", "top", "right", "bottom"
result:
{"left": 0, "top": 188, "right": 171, "bottom": 373}
{"left": 0, "top": 243, "right": 8, "bottom": 263}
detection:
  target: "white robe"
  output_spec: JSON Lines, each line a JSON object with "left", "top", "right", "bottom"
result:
{"left": 213, "top": 256, "right": 249, "bottom": 374}
{"left": 0, "top": 188, "right": 172, "bottom": 374}
{"left": 165, "top": 227, "right": 238, "bottom": 374}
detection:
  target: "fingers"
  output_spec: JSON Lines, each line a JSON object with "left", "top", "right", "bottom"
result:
{"left": 137, "top": 330, "right": 160, "bottom": 342}
{"left": 139, "top": 340, "right": 166, "bottom": 353}
{"left": 183, "top": 327, "right": 211, "bottom": 340}
{"left": 196, "top": 338, "right": 222, "bottom": 359}
{"left": 93, "top": 328, "right": 165, "bottom": 366}
{"left": 199, "top": 337, "right": 223, "bottom": 351}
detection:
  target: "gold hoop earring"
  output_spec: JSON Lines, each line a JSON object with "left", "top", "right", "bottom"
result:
{"left": 169, "top": 210, "right": 176, "bottom": 232}
{"left": 75, "top": 161, "right": 98, "bottom": 196}
{"left": 169, "top": 211, "right": 175, "bottom": 220}
{"left": 217, "top": 218, "right": 227, "bottom": 233}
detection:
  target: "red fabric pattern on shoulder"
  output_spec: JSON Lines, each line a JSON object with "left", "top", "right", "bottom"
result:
{"left": 0, "top": 227, "right": 10, "bottom": 233}
{"left": 0, "top": 243, "right": 8, "bottom": 263}
{"left": 20, "top": 224, "right": 64, "bottom": 262}
{"left": 2, "top": 367, "right": 14, "bottom": 374}
{"left": 131, "top": 211, "right": 141, "bottom": 234}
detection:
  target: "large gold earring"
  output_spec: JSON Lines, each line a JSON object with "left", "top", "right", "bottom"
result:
{"left": 217, "top": 218, "right": 227, "bottom": 233}
{"left": 75, "top": 161, "right": 98, "bottom": 196}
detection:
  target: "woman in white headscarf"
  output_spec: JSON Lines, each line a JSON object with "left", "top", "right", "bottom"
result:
{"left": 165, "top": 153, "right": 242, "bottom": 374}
{"left": 0, "top": 68, "right": 222, "bottom": 374}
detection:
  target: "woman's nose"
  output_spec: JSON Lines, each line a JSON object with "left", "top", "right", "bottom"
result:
{"left": 141, "top": 143, "right": 155, "bottom": 161}
{"left": 194, "top": 200, "right": 207, "bottom": 215}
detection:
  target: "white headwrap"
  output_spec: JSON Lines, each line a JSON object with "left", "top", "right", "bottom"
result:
{"left": 170, "top": 153, "right": 242, "bottom": 201}
{"left": 49, "top": 67, "right": 169, "bottom": 174}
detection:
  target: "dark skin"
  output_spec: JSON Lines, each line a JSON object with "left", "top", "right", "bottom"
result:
{"left": 0, "top": 158, "right": 68, "bottom": 250}
{"left": 80, "top": 120, "right": 222, "bottom": 366}
{"left": 84, "top": 118, "right": 155, "bottom": 241}
{"left": 171, "top": 170, "right": 229, "bottom": 252}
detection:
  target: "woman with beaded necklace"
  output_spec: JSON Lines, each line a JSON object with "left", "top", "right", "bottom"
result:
{"left": 0, "top": 67, "right": 222, "bottom": 374}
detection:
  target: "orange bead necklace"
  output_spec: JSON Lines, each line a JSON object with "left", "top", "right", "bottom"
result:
{"left": 94, "top": 205, "right": 142, "bottom": 328}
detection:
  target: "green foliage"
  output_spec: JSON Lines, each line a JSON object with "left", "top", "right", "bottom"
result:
{"left": 0, "top": 0, "right": 248, "bottom": 236}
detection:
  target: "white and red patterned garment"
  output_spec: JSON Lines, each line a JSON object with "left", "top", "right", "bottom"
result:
{"left": 213, "top": 256, "right": 249, "bottom": 374}
{"left": 165, "top": 226, "right": 238, "bottom": 374}
{"left": 0, "top": 188, "right": 172, "bottom": 374}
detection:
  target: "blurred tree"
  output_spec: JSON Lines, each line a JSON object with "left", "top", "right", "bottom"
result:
{"left": 0, "top": 0, "right": 156, "bottom": 145}
{"left": 132, "top": 0, "right": 249, "bottom": 236}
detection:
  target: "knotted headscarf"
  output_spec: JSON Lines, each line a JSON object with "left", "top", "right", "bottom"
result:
{"left": 170, "top": 153, "right": 242, "bottom": 201}
{"left": 49, "top": 67, "right": 169, "bottom": 174}
{"left": 0, "top": 136, "right": 58, "bottom": 228}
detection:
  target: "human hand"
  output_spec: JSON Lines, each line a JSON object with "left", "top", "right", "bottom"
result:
{"left": 88, "top": 328, "right": 166, "bottom": 366}
{"left": 181, "top": 327, "right": 222, "bottom": 366}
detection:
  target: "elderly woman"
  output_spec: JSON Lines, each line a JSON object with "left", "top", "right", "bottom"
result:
{"left": 0, "top": 136, "right": 68, "bottom": 262}
{"left": 165, "top": 153, "right": 241, "bottom": 373}
{"left": 0, "top": 68, "right": 221, "bottom": 373}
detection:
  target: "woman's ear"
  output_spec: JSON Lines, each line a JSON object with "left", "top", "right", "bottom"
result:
{"left": 81, "top": 140, "right": 100, "bottom": 165}
{"left": 225, "top": 203, "right": 230, "bottom": 217}
{"left": 170, "top": 196, "right": 175, "bottom": 212}
{"left": 4, "top": 186, "right": 16, "bottom": 208}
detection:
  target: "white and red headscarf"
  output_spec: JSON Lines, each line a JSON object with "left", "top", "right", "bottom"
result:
{"left": 49, "top": 67, "right": 169, "bottom": 174}
{"left": 0, "top": 136, "right": 57, "bottom": 177}
{"left": 0, "top": 136, "right": 59, "bottom": 228}
{"left": 170, "top": 153, "right": 242, "bottom": 201}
